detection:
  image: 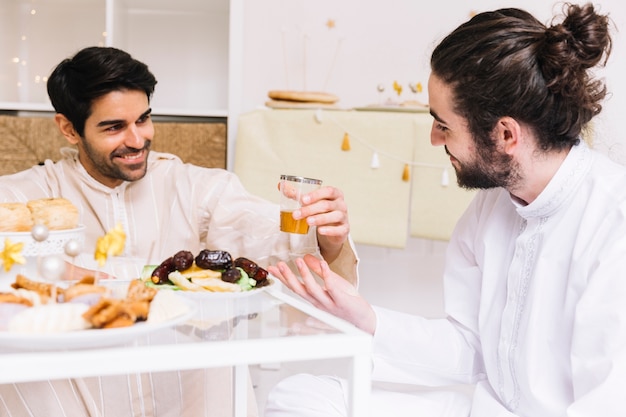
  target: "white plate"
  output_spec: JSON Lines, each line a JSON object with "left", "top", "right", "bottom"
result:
{"left": 0, "top": 298, "right": 197, "bottom": 351}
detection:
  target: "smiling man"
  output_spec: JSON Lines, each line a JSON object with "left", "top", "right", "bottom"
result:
{"left": 0, "top": 46, "right": 358, "bottom": 417}
{"left": 56, "top": 92, "right": 153, "bottom": 186}
{"left": 264, "top": 4, "right": 626, "bottom": 417}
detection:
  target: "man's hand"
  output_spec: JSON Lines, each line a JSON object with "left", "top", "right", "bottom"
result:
{"left": 293, "top": 185, "right": 349, "bottom": 263}
{"left": 268, "top": 254, "right": 376, "bottom": 334}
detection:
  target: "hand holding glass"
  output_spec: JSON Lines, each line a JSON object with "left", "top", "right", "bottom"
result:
{"left": 279, "top": 175, "right": 322, "bottom": 234}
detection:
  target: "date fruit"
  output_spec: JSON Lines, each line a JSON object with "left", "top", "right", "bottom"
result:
{"left": 234, "top": 257, "right": 269, "bottom": 286}
{"left": 195, "top": 249, "right": 233, "bottom": 270}
{"left": 151, "top": 257, "right": 175, "bottom": 284}
{"left": 221, "top": 267, "right": 242, "bottom": 283}
{"left": 172, "top": 250, "right": 194, "bottom": 271}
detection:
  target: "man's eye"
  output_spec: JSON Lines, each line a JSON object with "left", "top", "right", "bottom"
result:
{"left": 106, "top": 124, "right": 123, "bottom": 132}
{"left": 436, "top": 124, "right": 449, "bottom": 132}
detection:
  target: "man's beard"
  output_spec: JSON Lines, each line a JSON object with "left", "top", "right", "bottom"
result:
{"left": 450, "top": 145, "right": 520, "bottom": 190}
{"left": 83, "top": 139, "right": 151, "bottom": 183}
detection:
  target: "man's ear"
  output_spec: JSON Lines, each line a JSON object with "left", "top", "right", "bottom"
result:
{"left": 54, "top": 114, "right": 80, "bottom": 145}
{"left": 494, "top": 116, "right": 522, "bottom": 155}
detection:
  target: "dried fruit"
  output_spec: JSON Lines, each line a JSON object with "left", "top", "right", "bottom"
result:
{"left": 195, "top": 250, "right": 233, "bottom": 270}
{"left": 221, "top": 267, "right": 242, "bottom": 283}
{"left": 172, "top": 250, "right": 194, "bottom": 271}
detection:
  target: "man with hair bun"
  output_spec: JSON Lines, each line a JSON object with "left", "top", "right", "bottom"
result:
{"left": 265, "top": 3, "right": 625, "bottom": 416}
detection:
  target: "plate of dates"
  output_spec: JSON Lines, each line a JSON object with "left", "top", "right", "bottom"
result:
{"left": 142, "top": 249, "right": 277, "bottom": 298}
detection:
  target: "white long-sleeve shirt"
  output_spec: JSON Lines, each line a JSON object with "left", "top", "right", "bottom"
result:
{"left": 0, "top": 148, "right": 358, "bottom": 417}
{"left": 372, "top": 141, "right": 626, "bottom": 416}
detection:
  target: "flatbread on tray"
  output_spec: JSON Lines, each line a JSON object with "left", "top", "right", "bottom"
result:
{"left": 268, "top": 90, "right": 339, "bottom": 104}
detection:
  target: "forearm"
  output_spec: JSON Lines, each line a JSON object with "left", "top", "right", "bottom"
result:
{"left": 371, "top": 306, "right": 483, "bottom": 386}
{"left": 322, "top": 237, "right": 359, "bottom": 286}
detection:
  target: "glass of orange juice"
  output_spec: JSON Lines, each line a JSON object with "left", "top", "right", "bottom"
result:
{"left": 279, "top": 175, "right": 322, "bottom": 234}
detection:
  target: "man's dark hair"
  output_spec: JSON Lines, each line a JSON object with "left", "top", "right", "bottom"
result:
{"left": 431, "top": 3, "right": 611, "bottom": 152}
{"left": 47, "top": 46, "right": 157, "bottom": 137}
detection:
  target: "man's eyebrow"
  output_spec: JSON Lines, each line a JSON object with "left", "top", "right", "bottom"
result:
{"left": 96, "top": 108, "right": 152, "bottom": 128}
{"left": 429, "top": 109, "right": 446, "bottom": 124}
{"left": 96, "top": 118, "right": 124, "bottom": 128}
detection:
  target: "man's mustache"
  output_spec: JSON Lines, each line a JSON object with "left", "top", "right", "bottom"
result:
{"left": 112, "top": 141, "right": 151, "bottom": 158}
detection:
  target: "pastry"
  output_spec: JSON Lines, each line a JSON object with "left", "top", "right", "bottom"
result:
{"left": 0, "top": 203, "right": 33, "bottom": 232}
{"left": 27, "top": 197, "right": 79, "bottom": 230}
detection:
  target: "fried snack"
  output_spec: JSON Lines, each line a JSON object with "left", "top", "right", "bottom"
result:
{"left": 77, "top": 275, "right": 96, "bottom": 285}
{"left": 125, "top": 300, "right": 150, "bottom": 322}
{"left": 11, "top": 274, "right": 54, "bottom": 302}
{"left": 80, "top": 298, "right": 109, "bottom": 322}
{"left": 0, "top": 203, "right": 34, "bottom": 232}
{"left": 82, "top": 298, "right": 135, "bottom": 329}
{"left": 0, "top": 292, "right": 34, "bottom": 307}
{"left": 126, "top": 278, "right": 157, "bottom": 302}
{"left": 27, "top": 197, "right": 79, "bottom": 230}
{"left": 102, "top": 314, "right": 136, "bottom": 329}
{"left": 62, "top": 283, "right": 109, "bottom": 302}
{"left": 81, "top": 281, "right": 156, "bottom": 328}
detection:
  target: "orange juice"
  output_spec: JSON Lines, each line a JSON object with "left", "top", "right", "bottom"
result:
{"left": 280, "top": 210, "right": 309, "bottom": 234}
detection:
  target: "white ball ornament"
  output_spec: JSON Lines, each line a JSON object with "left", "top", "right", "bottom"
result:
{"left": 31, "top": 224, "right": 50, "bottom": 242}
{"left": 40, "top": 254, "right": 66, "bottom": 282}
{"left": 64, "top": 239, "right": 82, "bottom": 257}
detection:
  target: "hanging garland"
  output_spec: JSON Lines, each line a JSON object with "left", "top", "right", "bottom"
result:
{"left": 341, "top": 132, "right": 351, "bottom": 151}
{"left": 314, "top": 109, "right": 451, "bottom": 186}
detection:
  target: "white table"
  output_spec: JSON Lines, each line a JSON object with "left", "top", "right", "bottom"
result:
{"left": 0, "top": 285, "right": 372, "bottom": 417}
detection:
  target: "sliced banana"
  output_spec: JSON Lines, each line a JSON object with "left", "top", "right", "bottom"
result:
{"left": 167, "top": 271, "right": 208, "bottom": 292}
{"left": 191, "top": 277, "right": 242, "bottom": 292}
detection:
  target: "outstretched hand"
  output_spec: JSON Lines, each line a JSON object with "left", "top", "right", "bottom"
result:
{"left": 268, "top": 254, "right": 376, "bottom": 334}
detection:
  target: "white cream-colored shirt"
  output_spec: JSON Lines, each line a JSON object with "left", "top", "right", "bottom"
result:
{"left": 372, "top": 141, "right": 626, "bottom": 416}
{"left": 0, "top": 149, "right": 358, "bottom": 417}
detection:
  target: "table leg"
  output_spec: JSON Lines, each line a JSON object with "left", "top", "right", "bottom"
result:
{"left": 233, "top": 363, "right": 248, "bottom": 417}
{"left": 347, "top": 353, "right": 371, "bottom": 417}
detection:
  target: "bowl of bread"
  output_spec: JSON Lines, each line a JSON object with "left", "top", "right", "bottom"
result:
{"left": 0, "top": 198, "right": 84, "bottom": 289}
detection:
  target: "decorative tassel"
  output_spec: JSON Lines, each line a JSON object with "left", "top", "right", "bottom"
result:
{"left": 402, "top": 163, "right": 410, "bottom": 182}
{"left": 314, "top": 108, "right": 324, "bottom": 123}
{"left": 441, "top": 168, "right": 449, "bottom": 187}
{"left": 341, "top": 132, "right": 351, "bottom": 151}
{"left": 370, "top": 152, "right": 380, "bottom": 169}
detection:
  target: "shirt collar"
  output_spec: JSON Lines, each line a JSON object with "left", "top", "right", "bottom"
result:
{"left": 515, "top": 140, "right": 592, "bottom": 219}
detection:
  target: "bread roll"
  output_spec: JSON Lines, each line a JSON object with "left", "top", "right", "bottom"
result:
{"left": 27, "top": 198, "right": 79, "bottom": 230}
{"left": 0, "top": 203, "right": 33, "bottom": 232}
